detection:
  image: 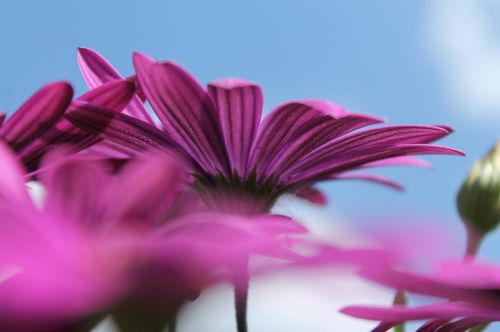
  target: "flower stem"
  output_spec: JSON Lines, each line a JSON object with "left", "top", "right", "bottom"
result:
{"left": 167, "top": 309, "right": 177, "bottom": 332}
{"left": 465, "top": 224, "right": 484, "bottom": 258}
{"left": 392, "top": 290, "right": 407, "bottom": 332}
{"left": 233, "top": 259, "right": 249, "bottom": 332}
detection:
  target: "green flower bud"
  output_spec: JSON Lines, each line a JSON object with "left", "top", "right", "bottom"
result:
{"left": 457, "top": 142, "right": 500, "bottom": 236}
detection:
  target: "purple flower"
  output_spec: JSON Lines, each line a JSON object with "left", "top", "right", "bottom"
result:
{"left": 0, "top": 141, "right": 306, "bottom": 331}
{"left": 70, "top": 49, "right": 463, "bottom": 212}
{"left": 0, "top": 78, "right": 136, "bottom": 172}
{"left": 341, "top": 259, "right": 500, "bottom": 331}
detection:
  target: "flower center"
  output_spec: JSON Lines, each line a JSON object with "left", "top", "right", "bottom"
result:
{"left": 192, "top": 170, "right": 283, "bottom": 215}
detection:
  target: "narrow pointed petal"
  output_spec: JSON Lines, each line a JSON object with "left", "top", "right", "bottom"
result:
{"left": 133, "top": 52, "right": 227, "bottom": 175}
{"left": 77, "top": 47, "right": 122, "bottom": 87}
{"left": 249, "top": 101, "right": 383, "bottom": 179}
{"left": 73, "top": 79, "right": 136, "bottom": 111}
{"left": 292, "top": 186, "right": 327, "bottom": 205}
{"left": 331, "top": 173, "right": 404, "bottom": 191}
{"left": 286, "top": 144, "right": 464, "bottom": 186}
{"left": 362, "top": 156, "right": 431, "bottom": 168}
{"left": 66, "top": 104, "right": 173, "bottom": 153}
{"left": 0, "top": 82, "right": 73, "bottom": 150}
{"left": 285, "top": 125, "right": 456, "bottom": 179}
{"left": 0, "top": 112, "right": 6, "bottom": 126}
{"left": 0, "top": 142, "right": 31, "bottom": 203}
{"left": 341, "top": 302, "right": 500, "bottom": 322}
{"left": 77, "top": 48, "right": 154, "bottom": 124}
{"left": 208, "top": 79, "right": 263, "bottom": 177}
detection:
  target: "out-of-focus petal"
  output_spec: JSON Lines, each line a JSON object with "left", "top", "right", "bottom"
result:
{"left": 0, "top": 203, "right": 126, "bottom": 331}
{"left": 341, "top": 302, "right": 500, "bottom": 324}
{"left": 292, "top": 186, "right": 328, "bottom": 205}
{"left": 0, "top": 82, "right": 73, "bottom": 150}
{"left": 208, "top": 79, "right": 263, "bottom": 178}
{"left": 0, "top": 112, "right": 6, "bottom": 126}
{"left": 39, "top": 151, "right": 106, "bottom": 226}
{"left": 0, "top": 142, "right": 30, "bottom": 203}
{"left": 104, "top": 154, "right": 184, "bottom": 227}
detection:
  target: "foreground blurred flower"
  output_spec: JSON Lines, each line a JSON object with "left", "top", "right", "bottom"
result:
{"left": 457, "top": 142, "right": 500, "bottom": 256}
{"left": 0, "top": 142, "right": 306, "bottom": 332}
{"left": 69, "top": 48, "right": 464, "bottom": 214}
{"left": 0, "top": 77, "right": 136, "bottom": 173}
{"left": 341, "top": 258, "right": 500, "bottom": 331}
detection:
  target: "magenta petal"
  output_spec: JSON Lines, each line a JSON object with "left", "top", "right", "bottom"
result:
{"left": 77, "top": 48, "right": 155, "bottom": 124}
{"left": 40, "top": 152, "right": 106, "bottom": 225}
{"left": 66, "top": 104, "right": 173, "bottom": 153}
{"left": 0, "top": 203, "right": 126, "bottom": 331}
{"left": 0, "top": 112, "right": 6, "bottom": 126}
{"left": 153, "top": 212, "right": 304, "bottom": 271}
{"left": 18, "top": 118, "right": 99, "bottom": 172}
{"left": 208, "top": 79, "right": 263, "bottom": 178}
{"left": 361, "top": 156, "right": 432, "bottom": 168}
{"left": 292, "top": 186, "right": 328, "bottom": 205}
{"left": 17, "top": 82, "right": 137, "bottom": 171}
{"left": 77, "top": 47, "right": 122, "bottom": 87}
{"left": 331, "top": 173, "right": 404, "bottom": 191}
{"left": 249, "top": 100, "right": 383, "bottom": 179}
{"left": 72, "top": 79, "right": 136, "bottom": 112}
{"left": 104, "top": 155, "right": 184, "bottom": 226}
{"left": 284, "top": 125, "right": 459, "bottom": 180}
{"left": 341, "top": 302, "right": 500, "bottom": 323}
{"left": 286, "top": 143, "right": 464, "bottom": 186}
{"left": 133, "top": 52, "right": 227, "bottom": 175}
{"left": 0, "top": 142, "right": 31, "bottom": 203}
{"left": 0, "top": 82, "right": 73, "bottom": 150}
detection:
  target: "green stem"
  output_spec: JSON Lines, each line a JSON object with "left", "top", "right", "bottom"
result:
{"left": 392, "top": 290, "right": 407, "bottom": 332}
{"left": 465, "top": 225, "right": 484, "bottom": 257}
{"left": 167, "top": 309, "right": 178, "bottom": 332}
{"left": 234, "top": 259, "right": 249, "bottom": 332}
{"left": 470, "top": 323, "right": 488, "bottom": 332}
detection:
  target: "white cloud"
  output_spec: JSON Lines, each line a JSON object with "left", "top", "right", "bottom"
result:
{"left": 425, "top": 0, "right": 500, "bottom": 122}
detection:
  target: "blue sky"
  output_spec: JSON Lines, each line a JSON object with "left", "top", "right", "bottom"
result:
{"left": 1, "top": 0, "right": 499, "bottom": 269}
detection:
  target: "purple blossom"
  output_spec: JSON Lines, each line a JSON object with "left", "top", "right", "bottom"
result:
{"left": 0, "top": 141, "right": 307, "bottom": 331}
{"left": 341, "top": 259, "right": 500, "bottom": 331}
{"left": 69, "top": 49, "right": 464, "bottom": 212}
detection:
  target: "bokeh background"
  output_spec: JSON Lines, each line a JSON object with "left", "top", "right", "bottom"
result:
{"left": 1, "top": 0, "right": 499, "bottom": 331}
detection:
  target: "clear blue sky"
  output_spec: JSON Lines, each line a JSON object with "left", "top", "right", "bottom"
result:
{"left": 1, "top": 0, "right": 499, "bottom": 256}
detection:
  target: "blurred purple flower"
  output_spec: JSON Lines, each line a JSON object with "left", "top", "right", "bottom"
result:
{"left": 0, "top": 141, "right": 306, "bottom": 331}
{"left": 341, "top": 259, "right": 500, "bottom": 331}
{"left": 69, "top": 48, "right": 463, "bottom": 212}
